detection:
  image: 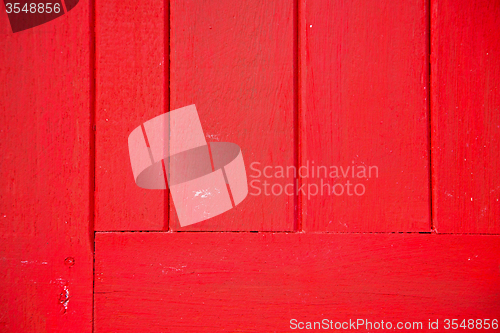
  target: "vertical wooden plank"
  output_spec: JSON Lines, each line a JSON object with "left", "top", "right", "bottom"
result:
{"left": 0, "top": 3, "right": 92, "bottom": 332}
{"left": 302, "top": 0, "right": 430, "bottom": 232}
{"left": 431, "top": 0, "right": 500, "bottom": 234}
{"left": 169, "top": 0, "right": 296, "bottom": 231}
{"left": 95, "top": 0, "right": 166, "bottom": 230}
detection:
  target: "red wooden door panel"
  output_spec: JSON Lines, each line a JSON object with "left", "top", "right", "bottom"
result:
{"left": 169, "top": 0, "right": 296, "bottom": 231}
{"left": 431, "top": 0, "right": 500, "bottom": 234}
{"left": 95, "top": 0, "right": 167, "bottom": 231}
{"left": 3, "top": 0, "right": 500, "bottom": 330}
{"left": 0, "top": 3, "right": 92, "bottom": 332}
{"left": 301, "top": 0, "right": 431, "bottom": 232}
{"left": 95, "top": 233, "right": 500, "bottom": 332}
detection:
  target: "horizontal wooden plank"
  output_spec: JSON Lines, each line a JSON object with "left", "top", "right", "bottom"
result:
{"left": 302, "top": 0, "right": 430, "bottom": 232}
{"left": 95, "top": 233, "right": 500, "bottom": 332}
{"left": 0, "top": 2, "right": 92, "bottom": 332}
{"left": 431, "top": 0, "right": 500, "bottom": 233}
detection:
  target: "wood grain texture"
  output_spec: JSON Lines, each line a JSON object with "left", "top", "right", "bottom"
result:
{"left": 0, "top": 3, "right": 92, "bottom": 332}
{"left": 95, "top": 0, "right": 166, "bottom": 230}
{"left": 431, "top": 0, "right": 500, "bottom": 234}
{"left": 169, "top": 0, "right": 296, "bottom": 231}
{"left": 301, "top": 0, "right": 430, "bottom": 232}
{"left": 95, "top": 233, "right": 500, "bottom": 332}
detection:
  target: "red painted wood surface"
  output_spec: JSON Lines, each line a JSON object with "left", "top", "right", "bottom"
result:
{"left": 3, "top": 0, "right": 500, "bottom": 331}
{"left": 95, "top": 0, "right": 167, "bottom": 230}
{"left": 169, "top": 0, "right": 296, "bottom": 231}
{"left": 95, "top": 232, "right": 500, "bottom": 332}
{"left": 431, "top": 0, "right": 500, "bottom": 234}
{"left": 301, "top": 0, "right": 431, "bottom": 232}
{"left": 0, "top": 3, "right": 92, "bottom": 332}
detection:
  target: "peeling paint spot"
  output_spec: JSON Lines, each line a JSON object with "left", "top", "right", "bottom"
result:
{"left": 59, "top": 285, "right": 69, "bottom": 314}
{"left": 194, "top": 189, "right": 212, "bottom": 198}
